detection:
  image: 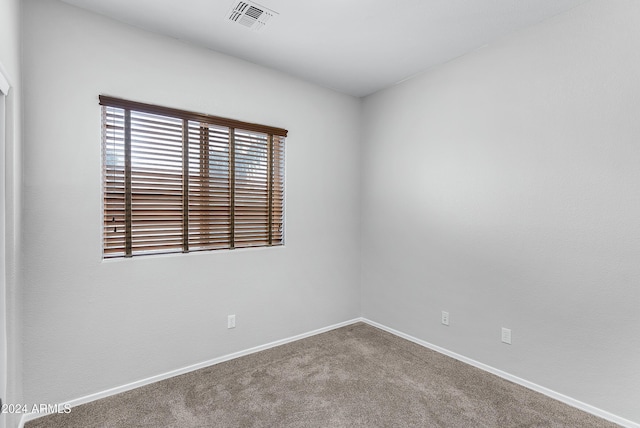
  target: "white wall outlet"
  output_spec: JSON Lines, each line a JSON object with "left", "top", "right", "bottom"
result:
{"left": 228, "top": 314, "right": 236, "bottom": 329}
{"left": 441, "top": 311, "right": 449, "bottom": 326}
{"left": 501, "top": 327, "right": 511, "bottom": 344}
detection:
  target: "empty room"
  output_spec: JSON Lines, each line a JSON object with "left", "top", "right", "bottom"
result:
{"left": 1, "top": 0, "right": 639, "bottom": 427}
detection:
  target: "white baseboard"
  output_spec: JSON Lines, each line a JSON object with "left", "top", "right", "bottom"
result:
{"left": 19, "top": 317, "right": 638, "bottom": 428}
{"left": 361, "top": 318, "right": 639, "bottom": 428}
{"left": 18, "top": 318, "right": 361, "bottom": 428}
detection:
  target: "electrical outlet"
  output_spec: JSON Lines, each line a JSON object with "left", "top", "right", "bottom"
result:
{"left": 501, "top": 327, "right": 511, "bottom": 344}
{"left": 441, "top": 311, "right": 449, "bottom": 326}
{"left": 228, "top": 314, "right": 236, "bottom": 329}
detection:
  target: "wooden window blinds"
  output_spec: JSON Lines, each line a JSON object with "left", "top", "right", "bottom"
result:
{"left": 100, "top": 96, "right": 287, "bottom": 258}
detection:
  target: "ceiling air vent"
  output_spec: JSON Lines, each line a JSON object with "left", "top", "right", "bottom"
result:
{"left": 228, "top": 1, "right": 278, "bottom": 32}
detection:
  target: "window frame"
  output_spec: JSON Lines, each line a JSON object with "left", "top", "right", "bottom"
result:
{"left": 100, "top": 95, "right": 287, "bottom": 259}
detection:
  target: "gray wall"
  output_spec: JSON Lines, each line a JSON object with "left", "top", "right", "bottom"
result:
{"left": 0, "top": 0, "right": 23, "bottom": 426}
{"left": 21, "top": 0, "right": 361, "bottom": 407}
{"left": 16, "top": 0, "right": 640, "bottom": 425}
{"left": 361, "top": 0, "right": 640, "bottom": 422}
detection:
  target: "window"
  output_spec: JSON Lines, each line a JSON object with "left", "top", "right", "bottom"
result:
{"left": 100, "top": 96, "right": 287, "bottom": 258}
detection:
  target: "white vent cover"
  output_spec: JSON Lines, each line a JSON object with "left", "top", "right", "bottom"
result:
{"left": 228, "top": 1, "right": 278, "bottom": 32}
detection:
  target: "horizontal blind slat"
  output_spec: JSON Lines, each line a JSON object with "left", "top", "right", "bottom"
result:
{"left": 187, "top": 121, "right": 231, "bottom": 249}
{"left": 103, "top": 106, "right": 127, "bottom": 255}
{"left": 102, "top": 99, "right": 285, "bottom": 258}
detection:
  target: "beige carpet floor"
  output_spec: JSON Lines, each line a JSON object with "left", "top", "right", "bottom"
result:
{"left": 26, "top": 322, "right": 618, "bottom": 427}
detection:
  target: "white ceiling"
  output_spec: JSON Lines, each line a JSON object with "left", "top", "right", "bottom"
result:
{"left": 60, "top": 0, "right": 590, "bottom": 97}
